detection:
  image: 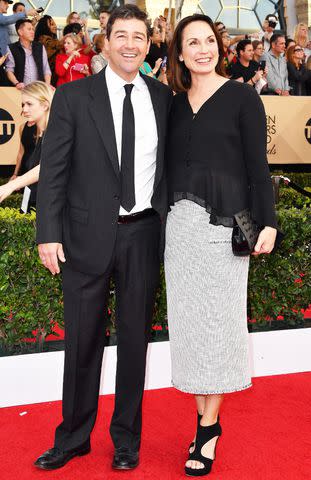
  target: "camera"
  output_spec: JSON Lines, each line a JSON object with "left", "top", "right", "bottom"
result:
{"left": 267, "top": 15, "right": 277, "bottom": 29}
{"left": 258, "top": 60, "right": 266, "bottom": 71}
{"left": 36, "top": 7, "right": 44, "bottom": 13}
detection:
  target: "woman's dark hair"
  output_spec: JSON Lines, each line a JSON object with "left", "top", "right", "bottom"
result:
{"left": 285, "top": 37, "right": 295, "bottom": 49}
{"left": 63, "top": 22, "right": 82, "bottom": 37}
{"left": 93, "top": 33, "right": 105, "bottom": 53}
{"left": 252, "top": 40, "right": 263, "bottom": 51}
{"left": 106, "top": 4, "right": 151, "bottom": 40}
{"left": 34, "top": 15, "right": 57, "bottom": 41}
{"left": 168, "top": 14, "right": 226, "bottom": 93}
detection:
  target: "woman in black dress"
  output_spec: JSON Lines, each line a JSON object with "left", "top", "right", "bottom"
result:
{"left": 165, "top": 15, "right": 277, "bottom": 477}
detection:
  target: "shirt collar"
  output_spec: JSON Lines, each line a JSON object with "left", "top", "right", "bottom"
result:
{"left": 106, "top": 63, "right": 145, "bottom": 94}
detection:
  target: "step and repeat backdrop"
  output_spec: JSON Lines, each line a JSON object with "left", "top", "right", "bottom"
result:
{"left": 1, "top": 88, "right": 311, "bottom": 166}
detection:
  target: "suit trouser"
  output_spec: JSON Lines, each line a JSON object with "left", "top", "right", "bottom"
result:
{"left": 54, "top": 214, "right": 161, "bottom": 452}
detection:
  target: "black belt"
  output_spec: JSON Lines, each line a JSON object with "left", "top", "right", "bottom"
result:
{"left": 118, "top": 208, "right": 157, "bottom": 224}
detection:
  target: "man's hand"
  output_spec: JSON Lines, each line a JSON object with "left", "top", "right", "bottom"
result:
{"left": 26, "top": 8, "right": 38, "bottom": 17}
{"left": 38, "top": 243, "right": 66, "bottom": 275}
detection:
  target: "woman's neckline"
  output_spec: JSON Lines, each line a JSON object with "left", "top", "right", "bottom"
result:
{"left": 186, "top": 80, "right": 231, "bottom": 116}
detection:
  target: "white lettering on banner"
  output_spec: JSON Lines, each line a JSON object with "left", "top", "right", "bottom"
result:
{"left": 0, "top": 122, "right": 14, "bottom": 137}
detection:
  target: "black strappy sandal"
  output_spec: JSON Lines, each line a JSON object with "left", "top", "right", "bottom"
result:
{"left": 188, "top": 412, "right": 203, "bottom": 454}
{"left": 185, "top": 419, "right": 222, "bottom": 477}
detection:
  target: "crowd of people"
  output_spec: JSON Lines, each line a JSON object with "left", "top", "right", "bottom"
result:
{"left": 0, "top": 1, "right": 310, "bottom": 94}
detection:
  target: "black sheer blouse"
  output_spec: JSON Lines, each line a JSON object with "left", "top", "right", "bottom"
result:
{"left": 167, "top": 80, "right": 277, "bottom": 228}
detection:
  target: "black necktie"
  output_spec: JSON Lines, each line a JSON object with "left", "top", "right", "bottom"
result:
{"left": 120, "top": 83, "right": 135, "bottom": 212}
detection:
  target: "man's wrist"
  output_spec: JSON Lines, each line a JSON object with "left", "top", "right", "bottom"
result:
{"left": 14, "top": 81, "right": 20, "bottom": 86}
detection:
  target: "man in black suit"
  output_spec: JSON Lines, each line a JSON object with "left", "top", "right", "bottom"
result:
{"left": 34, "top": 5, "right": 172, "bottom": 471}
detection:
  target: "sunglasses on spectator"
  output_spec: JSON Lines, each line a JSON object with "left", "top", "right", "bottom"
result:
{"left": 294, "top": 48, "right": 303, "bottom": 52}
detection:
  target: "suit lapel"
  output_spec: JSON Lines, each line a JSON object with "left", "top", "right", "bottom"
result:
{"left": 88, "top": 67, "right": 120, "bottom": 179}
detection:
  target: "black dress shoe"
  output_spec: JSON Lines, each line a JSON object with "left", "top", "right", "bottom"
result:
{"left": 34, "top": 444, "right": 91, "bottom": 470}
{"left": 112, "top": 447, "right": 139, "bottom": 470}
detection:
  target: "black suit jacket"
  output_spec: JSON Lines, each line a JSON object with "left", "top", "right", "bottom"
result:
{"left": 36, "top": 68, "right": 173, "bottom": 274}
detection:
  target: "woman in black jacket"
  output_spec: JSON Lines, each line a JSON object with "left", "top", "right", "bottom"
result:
{"left": 287, "top": 45, "right": 311, "bottom": 95}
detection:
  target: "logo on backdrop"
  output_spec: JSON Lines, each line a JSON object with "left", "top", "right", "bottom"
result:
{"left": 305, "top": 119, "right": 311, "bottom": 145}
{"left": 0, "top": 109, "right": 15, "bottom": 145}
{"left": 266, "top": 114, "right": 276, "bottom": 155}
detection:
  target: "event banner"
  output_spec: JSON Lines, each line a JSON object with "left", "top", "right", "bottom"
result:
{"left": 0, "top": 88, "right": 311, "bottom": 165}
{"left": 0, "top": 88, "right": 23, "bottom": 166}
{"left": 261, "top": 96, "right": 311, "bottom": 164}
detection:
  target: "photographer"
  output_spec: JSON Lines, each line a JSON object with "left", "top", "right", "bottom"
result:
{"left": 230, "top": 39, "right": 267, "bottom": 92}
{"left": 261, "top": 14, "right": 278, "bottom": 52}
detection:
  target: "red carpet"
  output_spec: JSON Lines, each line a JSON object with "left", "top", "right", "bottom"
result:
{"left": 1, "top": 373, "right": 311, "bottom": 479}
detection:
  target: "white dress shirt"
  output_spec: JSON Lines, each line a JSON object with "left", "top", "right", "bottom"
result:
{"left": 105, "top": 64, "right": 158, "bottom": 215}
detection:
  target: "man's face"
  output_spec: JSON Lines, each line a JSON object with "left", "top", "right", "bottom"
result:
{"left": 0, "top": 1, "right": 9, "bottom": 14}
{"left": 105, "top": 18, "right": 150, "bottom": 81}
{"left": 240, "top": 44, "right": 254, "bottom": 62}
{"left": 273, "top": 37, "right": 286, "bottom": 54}
{"left": 19, "top": 22, "right": 35, "bottom": 43}
{"left": 15, "top": 4, "right": 25, "bottom": 13}
{"left": 99, "top": 12, "right": 109, "bottom": 29}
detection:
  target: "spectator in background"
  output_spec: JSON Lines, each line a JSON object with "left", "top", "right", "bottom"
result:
{"left": 285, "top": 38, "right": 295, "bottom": 50}
{"left": 293, "top": 23, "right": 311, "bottom": 59}
{"left": 287, "top": 45, "right": 311, "bottom": 95}
{"left": 8, "top": 1, "right": 25, "bottom": 43}
{"left": 90, "top": 33, "right": 107, "bottom": 74}
{"left": 35, "top": 15, "right": 62, "bottom": 86}
{"left": 261, "top": 13, "right": 278, "bottom": 51}
{"left": 0, "top": 0, "right": 37, "bottom": 56}
{"left": 263, "top": 34, "right": 290, "bottom": 95}
{"left": 0, "top": 48, "right": 8, "bottom": 84}
{"left": 0, "top": 81, "right": 54, "bottom": 210}
{"left": 6, "top": 18, "right": 51, "bottom": 88}
{"left": 66, "top": 11, "right": 81, "bottom": 25}
{"left": 230, "top": 39, "right": 265, "bottom": 88}
{"left": 215, "top": 21, "right": 248, "bottom": 47}
{"left": 145, "top": 25, "right": 167, "bottom": 71}
{"left": 90, "top": 8, "right": 110, "bottom": 41}
{"left": 252, "top": 40, "right": 264, "bottom": 63}
{"left": 221, "top": 30, "right": 236, "bottom": 73}
{"left": 55, "top": 32, "right": 90, "bottom": 86}
{"left": 63, "top": 22, "right": 92, "bottom": 57}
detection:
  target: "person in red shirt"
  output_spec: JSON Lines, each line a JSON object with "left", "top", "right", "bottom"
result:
{"left": 55, "top": 33, "right": 90, "bottom": 86}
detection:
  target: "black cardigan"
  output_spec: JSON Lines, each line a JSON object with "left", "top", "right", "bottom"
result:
{"left": 167, "top": 80, "right": 277, "bottom": 228}
{"left": 287, "top": 63, "right": 311, "bottom": 96}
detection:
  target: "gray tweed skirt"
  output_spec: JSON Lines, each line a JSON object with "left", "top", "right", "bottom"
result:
{"left": 164, "top": 200, "right": 252, "bottom": 394}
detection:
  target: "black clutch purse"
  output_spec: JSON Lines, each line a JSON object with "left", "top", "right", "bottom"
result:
{"left": 232, "top": 210, "right": 260, "bottom": 256}
{"left": 232, "top": 209, "right": 284, "bottom": 256}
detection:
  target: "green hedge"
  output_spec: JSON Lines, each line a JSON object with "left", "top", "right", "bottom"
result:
{"left": 0, "top": 177, "right": 310, "bottom": 353}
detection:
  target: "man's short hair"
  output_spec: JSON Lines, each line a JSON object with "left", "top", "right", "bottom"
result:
{"left": 13, "top": 2, "right": 25, "bottom": 12}
{"left": 236, "top": 39, "right": 252, "bottom": 57}
{"left": 106, "top": 4, "right": 151, "bottom": 40}
{"left": 15, "top": 18, "right": 32, "bottom": 33}
{"left": 100, "top": 8, "right": 110, "bottom": 15}
{"left": 270, "top": 33, "right": 285, "bottom": 47}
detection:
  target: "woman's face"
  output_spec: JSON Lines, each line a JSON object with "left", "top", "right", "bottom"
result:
{"left": 293, "top": 45, "right": 304, "bottom": 60}
{"left": 254, "top": 43, "right": 264, "bottom": 57}
{"left": 21, "top": 94, "right": 47, "bottom": 123}
{"left": 70, "top": 13, "right": 80, "bottom": 24}
{"left": 48, "top": 18, "right": 57, "bottom": 35}
{"left": 180, "top": 21, "right": 219, "bottom": 76}
{"left": 152, "top": 27, "right": 162, "bottom": 43}
{"left": 221, "top": 32, "right": 231, "bottom": 49}
{"left": 298, "top": 25, "right": 308, "bottom": 38}
{"left": 64, "top": 37, "right": 76, "bottom": 54}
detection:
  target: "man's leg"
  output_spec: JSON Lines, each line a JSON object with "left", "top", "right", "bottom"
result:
{"left": 54, "top": 263, "right": 112, "bottom": 451}
{"left": 110, "top": 215, "right": 161, "bottom": 453}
